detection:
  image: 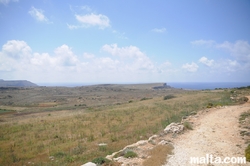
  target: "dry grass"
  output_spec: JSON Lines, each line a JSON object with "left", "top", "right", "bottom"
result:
{"left": 143, "top": 144, "right": 173, "bottom": 166}
{"left": 0, "top": 86, "right": 239, "bottom": 166}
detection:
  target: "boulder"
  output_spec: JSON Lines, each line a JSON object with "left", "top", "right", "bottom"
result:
{"left": 164, "top": 123, "right": 184, "bottom": 134}
{"left": 81, "top": 162, "right": 97, "bottom": 166}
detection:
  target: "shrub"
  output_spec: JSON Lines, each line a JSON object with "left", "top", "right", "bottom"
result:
{"left": 113, "top": 150, "right": 137, "bottom": 158}
{"left": 245, "top": 144, "right": 250, "bottom": 162}
{"left": 99, "top": 145, "right": 107, "bottom": 152}
{"left": 124, "top": 151, "right": 138, "bottom": 158}
{"left": 53, "top": 151, "right": 66, "bottom": 158}
{"left": 92, "top": 157, "right": 111, "bottom": 165}
{"left": 207, "top": 103, "right": 213, "bottom": 108}
{"left": 183, "top": 121, "right": 193, "bottom": 130}
{"left": 239, "top": 111, "right": 250, "bottom": 122}
{"left": 140, "top": 97, "right": 151, "bottom": 101}
{"left": 163, "top": 95, "right": 175, "bottom": 100}
{"left": 239, "top": 97, "right": 249, "bottom": 103}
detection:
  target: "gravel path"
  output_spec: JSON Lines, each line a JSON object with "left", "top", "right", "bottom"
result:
{"left": 165, "top": 99, "right": 250, "bottom": 166}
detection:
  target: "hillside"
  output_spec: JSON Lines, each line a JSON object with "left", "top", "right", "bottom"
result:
{"left": 0, "top": 79, "right": 38, "bottom": 87}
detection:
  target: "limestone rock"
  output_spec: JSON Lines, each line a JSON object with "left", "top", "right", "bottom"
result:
{"left": 164, "top": 123, "right": 184, "bottom": 134}
{"left": 81, "top": 162, "right": 97, "bottom": 166}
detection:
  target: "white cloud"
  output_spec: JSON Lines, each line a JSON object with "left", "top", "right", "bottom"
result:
{"left": 102, "top": 44, "right": 144, "bottom": 58}
{"left": 217, "top": 40, "right": 250, "bottom": 63}
{"left": 192, "top": 40, "right": 250, "bottom": 64}
{"left": 214, "top": 59, "right": 241, "bottom": 73}
{"left": 163, "top": 61, "right": 172, "bottom": 67}
{"left": 83, "top": 52, "right": 95, "bottom": 59}
{"left": 199, "top": 56, "right": 214, "bottom": 67}
{"left": 0, "top": 40, "right": 160, "bottom": 82}
{"left": 182, "top": 62, "right": 199, "bottom": 72}
{"left": 80, "top": 5, "right": 92, "bottom": 12}
{"left": 54, "top": 45, "right": 79, "bottom": 66}
{"left": 191, "top": 40, "right": 216, "bottom": 47}
{"left": 69, "top": 13, "right": 110, "bottom": 29}
{"left": 0, "top": 0, "right": 18, "bottom": 5}
{"left": 93, "top": 57, "right": 120, "bottom": 71}
{"left": 2, "top": 40, "right": 32, "bottom": 59}
{"left": 102, "top": 44, "right": 155, "bottom": 71}
{"left": 28, "top": 6, "right": 51, "bottom": 23}
{"left": 152, "top": 28, "right": 166, "bottom": 33}
{"left": 67, "top": 24, "right": 79, "bottom": 30}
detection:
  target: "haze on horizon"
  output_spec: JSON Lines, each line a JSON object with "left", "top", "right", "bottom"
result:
{"left": 0, "top": 0, "right": 250, "bottom": 84}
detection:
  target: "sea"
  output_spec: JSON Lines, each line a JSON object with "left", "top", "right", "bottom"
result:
{"left": 167, "top": 82, "right": 250, "bottom": 90}
{"left": 37, "top": 82, "right": 250, "bottom": 90}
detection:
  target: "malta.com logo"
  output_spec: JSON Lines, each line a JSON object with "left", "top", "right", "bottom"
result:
{"left": 190, "top": 154, "right": 246, "bottom": 164}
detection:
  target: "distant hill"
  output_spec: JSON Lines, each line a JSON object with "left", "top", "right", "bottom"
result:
{"left": 0, "top": 79, "right": 38, "bottom": 87}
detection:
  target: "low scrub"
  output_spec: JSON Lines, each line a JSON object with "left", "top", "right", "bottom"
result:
{"left": 140, "top": 97, "right": 151, "bottom": 101}
{"left": 239, "top": 96, "right": 249, "bottom": 104}
{"left": 239, "top": 110, "right": 250, "bottom": 122}
{"left": 124, "top": 151, "right": 138, "bottom": 158}
{"left": 163, "top": 94, "right": 175, "bottom": 100}
{"left": 0, "top": 89, "right": 238, "bottom": 165}
{"left": 245, "top": 144, "right": 250, "bottom": 162}
{"left": 92, "top": 157, "right": 111, "bottom": 165}
{"left": 183, "top": 121, "right": 193, "bottom": 130}
{"left": 206, "top": 103, "right": 213, "bottom": 108}
{"left": 114, "top": 149, "right": 137, "bottom": 158}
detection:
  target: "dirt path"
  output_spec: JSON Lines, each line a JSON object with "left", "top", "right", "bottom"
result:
{"left": 165, "top": 98, "right": 250, "bottom": 166}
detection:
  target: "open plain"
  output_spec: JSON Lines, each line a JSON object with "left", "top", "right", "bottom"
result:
{"left": 0, "top": 83, "right": 249, "bottom": 166}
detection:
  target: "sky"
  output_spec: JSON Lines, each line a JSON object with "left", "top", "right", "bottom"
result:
{"left": 0, "top": 0, "right": 250, "bottom": 84}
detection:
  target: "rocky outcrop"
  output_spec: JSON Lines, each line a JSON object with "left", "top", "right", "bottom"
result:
{"left": 164, "top": 123, "right": 184, "bottom": 134}
{"left": 81, "top": 162, "right": 96, "bottom": 166}
{"left": 152, "top": 83, "right": 171, "bottom": 90}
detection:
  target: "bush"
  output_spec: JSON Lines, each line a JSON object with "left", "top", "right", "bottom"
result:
{"left": 239, "top": 111, "right": 250, "bottom": 121}
{"left": 183, "top": 121, "right": 193, "bottom": 130}
{"left": 53, "top": 151, "right": 66, "bottom": 158}
{"left": 207, "top": 103, "right": 213, "bottom": 108}
{"left": 163, "top": 95, "right": 175, "bottom": 100}
{"left": 140, "top": 97, "right": 151, "bottom": 101}
{"left": 245, "top": 144, "right": 250, "bottom": 162}
{"left": 239, "top": 97, "right": 249, "bottom": 103}
{"left": 113, "top": 150, "right": 138, "bottom": 158}
{"left": 124, "top": 151, "right": 138, "bottom": 158}
{"left": 92, "top": 157, "right": 111, "bottom": 165}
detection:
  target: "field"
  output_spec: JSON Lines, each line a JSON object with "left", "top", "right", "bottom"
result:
{"left": 0, "top": 83, "right": 247, "bottom": 166}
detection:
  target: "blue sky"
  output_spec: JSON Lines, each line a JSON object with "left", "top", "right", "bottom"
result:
{"left": 0, "top": 0, "right": 250, "bottom": 84}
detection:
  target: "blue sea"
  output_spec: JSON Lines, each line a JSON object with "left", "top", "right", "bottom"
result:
{"left": 167, "top": 82, "right": 250, "bottom": 90}
{"left": 38, "top": 82, "right": 250, "bottom": 90}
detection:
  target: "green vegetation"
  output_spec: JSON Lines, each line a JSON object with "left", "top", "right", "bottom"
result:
{"left": 239, "top": 111, "right": 250, "bottom": 121}
{"left": 92, "top": 157, "right": 111, "bottom": 165}
{"left": 140, "top": 97, "right": 152, "bottom": 101}
{"left": 245, "top": 144, "right": 250, "bottom": 162}
{"left": 163, "top": 94, "right": 175, "bottom": 100}
{"left": 124, "top": 151, "right": 137, "bottom": 158}
{"left": 183, "top": 121, "right": 193, "bottom": 130}
{"left": 239, "top": 96, "right": 249, "bottom": 103}
{"left": 0, "top": 108, "right": 15, "bottom": 114}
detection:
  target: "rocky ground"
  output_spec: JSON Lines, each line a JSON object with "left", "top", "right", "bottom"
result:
{"left": 85, "top": 97, "right": 250, "bottom": 166}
